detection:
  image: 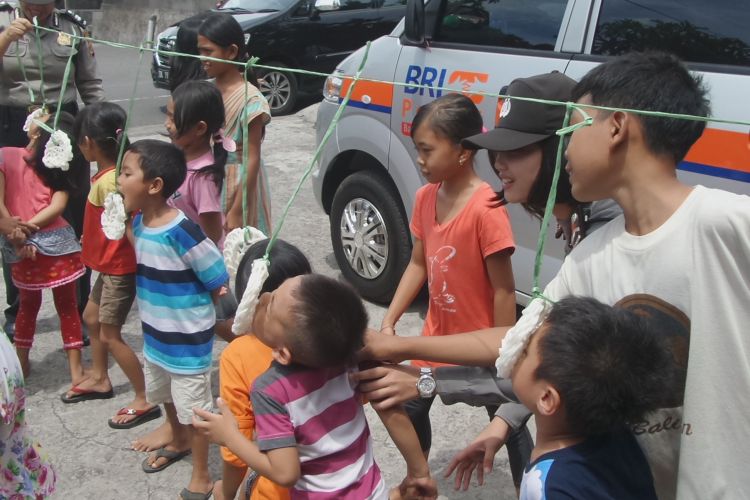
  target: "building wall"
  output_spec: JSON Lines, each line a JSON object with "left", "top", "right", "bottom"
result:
{"left": 91, "top": 1, "right": 214, "bottom": 45}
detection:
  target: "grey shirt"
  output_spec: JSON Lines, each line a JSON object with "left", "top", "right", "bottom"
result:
{"left": 0, "top": 9, "right": 104, "bottom": 107}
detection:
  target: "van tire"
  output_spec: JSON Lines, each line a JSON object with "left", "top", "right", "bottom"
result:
{"left": 258, "top": 62, "right": 298, "bottom": 115}
{"left": 330, "top": 170, "right": 411, "bottom": 303}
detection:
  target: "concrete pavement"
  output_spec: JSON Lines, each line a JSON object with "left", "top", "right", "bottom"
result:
{"left": 1, "top": 104, "right": 519, "bottom": 499}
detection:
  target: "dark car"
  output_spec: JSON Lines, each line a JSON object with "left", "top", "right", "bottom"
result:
{"left": 151, "top": 0, "right": 406, "bottom": 114}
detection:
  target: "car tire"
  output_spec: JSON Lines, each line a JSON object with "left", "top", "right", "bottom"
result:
{"left": 330, "top": 170, "right": 412, "bottom": 303}
{"left": 258, "top": 62, "right": 298, "bottom": 116}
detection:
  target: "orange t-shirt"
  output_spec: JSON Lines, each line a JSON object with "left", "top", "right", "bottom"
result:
{"left": 219, "top": 334, "right": 290, "bottom": 500}
{"left": 410, "top": 183, "right": 514, "bottom": 368}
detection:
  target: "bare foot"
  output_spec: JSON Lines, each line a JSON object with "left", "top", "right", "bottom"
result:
{"left": 132, "top": 420, "right": 173, "bottom": 452}
{"left": 64, "top": 376, "right": 111, "bottom": 400}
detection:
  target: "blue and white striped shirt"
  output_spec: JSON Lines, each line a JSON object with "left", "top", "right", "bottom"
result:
{"left": 133, "top": 211, "right": 228, "bottom": 374}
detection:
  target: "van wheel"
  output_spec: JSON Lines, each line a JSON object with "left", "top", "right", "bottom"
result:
{"left": 258, "top": 62, "right": 298, "bottom": 115}
{"left": 330, "top": 170, "right": 411, "bottom": 303}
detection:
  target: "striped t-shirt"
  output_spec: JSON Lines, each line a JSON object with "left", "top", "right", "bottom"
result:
{"left": 133, "top": 211, "right": 228, "bottom": 375}
{"left": 252, "top": 362, "right": 387, "bottom": 499}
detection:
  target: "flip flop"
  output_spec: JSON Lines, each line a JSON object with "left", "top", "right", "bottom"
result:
{"left": 108, "top": 405, "right": 162, "bottom": 430}
{"left": 179, "top": 487, "right": 213, "bottom": 500}
{"left": 141, "top": 446, "right": 191, "bottom": 473}
{"left": 60, "top": 386, "right": 114, "bottom": 404}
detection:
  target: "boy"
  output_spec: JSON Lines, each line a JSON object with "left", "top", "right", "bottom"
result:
{"left": 194, "top": 274, "right": 437, "bottom": 499}
{"left": 360, "top": 52, "right": 750, "bottom": 499}
{"left": 508, "top": 296, "right": 674, "bottom": 499}
{"left": 118, "top": 140, "right": 228, "bottom": 500}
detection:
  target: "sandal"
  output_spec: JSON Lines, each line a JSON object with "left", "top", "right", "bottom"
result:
{"left": 108, "top": 405, "right": 162, "bottom": 429}
{"left": 141, "top": 446, "right": 191, "bottom": 473}
{"left": 179, "top": 487, "right": 213, "bottom": 500}
{"left": 60, "top": 386, "right": 114, "bottom": 404}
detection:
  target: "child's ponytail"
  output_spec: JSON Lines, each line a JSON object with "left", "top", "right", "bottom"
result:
{"left": 73, "top": 102, "right": 129, "bottom": 166}
{"left": 172, "top": 80, "right": 226, "bottom": 191}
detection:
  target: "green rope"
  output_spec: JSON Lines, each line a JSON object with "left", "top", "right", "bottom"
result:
{"left": 114, "top": 45, "right": 147, "bottom": 177}
{"left": 16, "top": 51, "right": 35, "bottom": 104}
{"left": 53, "top": 36, "right": 78, "bottom": 129}
{"left": 25, "top": 23, "right": 750, "bottom": 129}
{"left": 262, "top": 41, "right": 372, "bottom": 260}
{"left": 31, "top": 17, "right": 47, "bottom": 107}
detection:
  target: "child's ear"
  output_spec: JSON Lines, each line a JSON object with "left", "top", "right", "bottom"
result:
{"left": 536, "top": 383, "right": 562, "bottom": 417}
{"left": 229, "top": 43, "right": 239, "bottom": 61}
{"left": 272, "top": 346, "right": 293, "bottom": 365}
{"left": 147, "top": 177, "right": 165, "bottom": 196}
{"left": 195, "top": 121, "right": 208, "bottom": 137}
{"left": 608, "top": 110, "right": 630, "bottom": 148}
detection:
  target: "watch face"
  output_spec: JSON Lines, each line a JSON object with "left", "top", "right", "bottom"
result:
{"left": 417, "top": 377, "right": 436, "bottom": 395}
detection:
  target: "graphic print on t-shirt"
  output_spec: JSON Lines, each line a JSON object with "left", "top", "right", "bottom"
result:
{"left": 428, "top": 245, "right": 457, "bottom": 312}
{"left": 520, "top": 458, "right": 552, "bottom": 500}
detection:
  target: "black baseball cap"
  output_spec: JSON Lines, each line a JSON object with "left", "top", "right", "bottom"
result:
{"left": 462, "top": 72, "right": 577, "bottom": 152}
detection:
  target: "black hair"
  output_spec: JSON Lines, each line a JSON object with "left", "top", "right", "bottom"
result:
{"left": 493, "top": 136, "right": 576, "bottom": 220}
{"left": 73, "top": 101, "right": 129, "bottom": 166}
{"left": 172, "top": 80, "right": 226, "bottom": 191}
{"left": 26, "top": 112, "right": 89, "bottom": 196}
{"left": 571, "top": 52, "right": 710, "bottom": 163}
{"left": 288, "top": 274, "right": 368, "bottom": 368}
{"left": 235, "top": 238, "right": 312, "bottom": 299}
{"left": 198, "top": 13, "right": 259, "bottom": 88}
{"left": 125, "top": 139, "right": 187, "bottom": 199}
{"left": 534, "top": 296, "right": 679, "bottom": 436}
{"left": 411, "top": 93, "right": 484, "bottom": 145}
{"left": 169, "top": 17, "right": 208, "bottom": 93}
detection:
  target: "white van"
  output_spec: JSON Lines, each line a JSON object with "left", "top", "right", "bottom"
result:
{"left": 312, "top": 0, "right": 750, "bottom": 303}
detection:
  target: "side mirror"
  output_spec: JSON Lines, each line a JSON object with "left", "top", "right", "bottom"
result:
{"left": 403, "top": 0, "right": 425, "bottom": 46}
{"left": 314, "top": 0, "right": 341, "bottom": 11}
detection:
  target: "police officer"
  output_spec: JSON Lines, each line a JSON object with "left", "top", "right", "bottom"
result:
{"left": 0, "top": 0, "right": 104, "bottom": 147}
{"left": 0, "top": 0, "right": 101, "bottom": 341}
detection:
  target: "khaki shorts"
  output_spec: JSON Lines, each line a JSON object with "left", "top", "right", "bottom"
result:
{"left": 89, "top": 273, "right": 135, "bottom": 326}
{"left": 143, "top": 360, "right": 213, "bottom": 425}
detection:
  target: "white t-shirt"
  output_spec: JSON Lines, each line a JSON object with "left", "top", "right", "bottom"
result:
{"left": 544, "top": 185, "right": 750, "bottom": 500}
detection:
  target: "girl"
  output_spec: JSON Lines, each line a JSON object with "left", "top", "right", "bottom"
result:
{"left": 215, "top": 238, "right": 311, "bottom": 500}
{"left": 197, "top": 13, "right": 272, "bottom": 234}
{"left": 169, "top": 17, "right": 208, "bottom": 93}
{"left": 165, "top": 80, "right": 226, "bottom": 247}
{"left": 379, "top": 93, "right": 517, "bottom": 464}
{"left": 62, "top": 102, "right": 162, "bottom": 430}
{"left": 0, "top": 111, "right": 89, "bottom": 387}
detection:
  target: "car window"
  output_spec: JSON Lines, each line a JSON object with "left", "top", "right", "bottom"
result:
{"left": 592, "top": 0, "right": 750, "bottom": 67}
{"left": 381, "top": 0, "right": 406, "bottom": 8}
{"left": 337, "top": 0, "right": 373, "bottom": 10}
{"left": 433, "top": 0, "right": 568, "bottom": 50}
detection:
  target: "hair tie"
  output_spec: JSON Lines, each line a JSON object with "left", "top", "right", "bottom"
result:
{"left": 115, "top": 128, "right": 123, "bottom": 135}
{"left": 215, "top": 128, "right": 237, "bottom": 153}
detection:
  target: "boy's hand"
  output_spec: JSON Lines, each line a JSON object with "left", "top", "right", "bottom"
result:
{"left": 211, "top": 285, "right": 229, "bottom": 303}
{"left": 192, "top": 397, "right": 240, "bottom": 447}
{"left": 395, "top": 474, "right": 438, "bottom": 500}
{"left": 351, "top": 364, "right": 420, "bottom": 410}
{"left": 444, "top": 416, "right": 509, "bottom": 491}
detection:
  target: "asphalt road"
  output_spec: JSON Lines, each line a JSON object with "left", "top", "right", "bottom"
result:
{"left": 0, "top": 48, "right": 520, "bottom": 498}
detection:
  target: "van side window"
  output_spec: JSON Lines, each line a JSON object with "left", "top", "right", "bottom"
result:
{"left": 337, "top": 0, "right": 373, "bottom": 10}
{"left": 381, "top": 0, "right": 406, "bottom": 7}
{"left": 433, "top": 0, "right": 567, "bottom": 50}
{"left": 593, "top": 0, "right": 750, "bottom": 67}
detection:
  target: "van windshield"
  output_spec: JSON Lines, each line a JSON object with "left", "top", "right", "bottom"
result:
{"left": 221, "top": 0, "right": 298, "bottom": 12}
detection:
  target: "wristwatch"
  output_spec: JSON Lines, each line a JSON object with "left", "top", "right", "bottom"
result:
{"left": 416, "top": 367, "right": 437, "bottom": 398}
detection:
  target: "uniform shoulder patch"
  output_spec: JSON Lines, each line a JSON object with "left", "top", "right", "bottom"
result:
{"left": 58, "top": 9, "right": 88, "bottom": 29}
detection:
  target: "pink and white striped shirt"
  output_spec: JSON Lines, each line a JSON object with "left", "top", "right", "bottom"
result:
{"left": 252, "top": 362, "right": 387, "bottom": 499}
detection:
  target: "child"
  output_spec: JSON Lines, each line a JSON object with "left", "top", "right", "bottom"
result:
{"left": 379, "top": 93, "right": 520, "bottom": 477}
{"left": 0, "top": 111, "right": 89, "bottom": 388}
{"left": 60, "top": 103, "right": 162, "bottom": 429}
{"left": 197, "top": 13, "right": 272, "bottom": 233}
{"left": 216, "top": 238, "right": 311, "bottom": 500}
{"left": 118, "top": 139, "right": 228, "bottom": 500}
{"left": 195, "top": 274, "right": 437, "bottom": 499}
{"left": 166, "top": 80, "right": 226, "bottom": 247}
{"left": 505, "top": 296, "right": 674, "bottom": 499}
